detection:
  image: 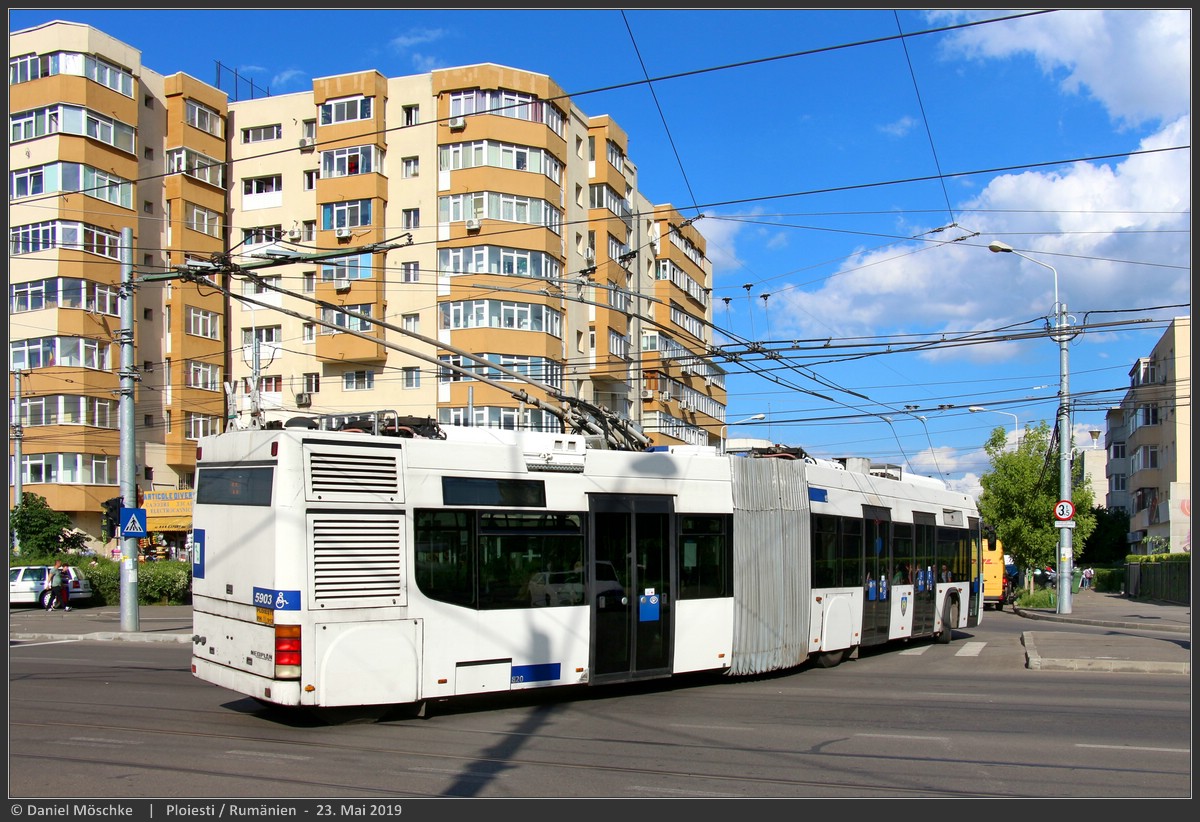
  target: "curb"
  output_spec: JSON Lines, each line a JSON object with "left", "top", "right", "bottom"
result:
{"left": 1021, "top": 631, "right": 1189, "bottom": 675}
{"left": 11, "top": 631, "right": 192, "bottom": 644}
{"left": 1013, "top": 606, "right": 1191, "bottom": 634}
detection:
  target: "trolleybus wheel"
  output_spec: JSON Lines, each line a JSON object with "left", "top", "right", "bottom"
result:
{"left": 936, "top": 600, "right": 959, "bottom": 644}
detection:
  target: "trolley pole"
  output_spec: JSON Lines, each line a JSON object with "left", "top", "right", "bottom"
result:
{"left": 118, "top": 227, "right": 140, "bottom": 631}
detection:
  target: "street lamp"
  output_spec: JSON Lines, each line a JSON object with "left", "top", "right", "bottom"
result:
{"left": 968, "top": 405, "right": 1020, "bottom": 442}
{"left": 988, "top": 240, "right": 1073, "bottom": 614}
{"left": 720, "top": 413, "right": 765, "bottom": 454}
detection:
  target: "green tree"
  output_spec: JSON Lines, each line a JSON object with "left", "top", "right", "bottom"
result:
{"left": 9, "top": 492, "right": 82, "bottom": 556}
{"left": 976, "top": 421, "right": 1096, "bottom": 574}
{"left": 1083, "top": 506, "right": 1131, "bottom": 564}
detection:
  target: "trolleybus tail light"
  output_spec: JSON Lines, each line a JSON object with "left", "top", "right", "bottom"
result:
{"left": 274, "top": 624, "right": 302, "bottom": 680}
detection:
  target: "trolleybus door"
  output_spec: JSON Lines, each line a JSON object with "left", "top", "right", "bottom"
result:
{"left": 589, "top": 495, "right": 674, "bottom": 683}
{"left": 911, "top": 513, "right": 937, "bottom": 636}
{"left": 861, "top": 507, "right": 892, "bottom": 646}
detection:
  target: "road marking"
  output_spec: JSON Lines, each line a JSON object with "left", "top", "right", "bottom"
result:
{"left": 955, "top": 641, "right": 986, "bottom": 657}
{"left": 226, "top": 750, "right": 311, "bottom": 761}
{"left": 1077, "top": 744, "right": 1189, "bottom": 754}
{"left": 856, "top": 733, "right": 949, "bottom": 741}
{"left": 899, "top": 646, "right": 929, "bottom": 655}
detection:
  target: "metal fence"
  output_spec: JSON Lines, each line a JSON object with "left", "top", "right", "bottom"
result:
{"left": 1125, "top": 561, "right": 1191, "bottom": 604}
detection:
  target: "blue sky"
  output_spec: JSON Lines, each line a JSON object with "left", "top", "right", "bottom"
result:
{"left": 9, "top": 8, "right": 1191, "bottom": 496}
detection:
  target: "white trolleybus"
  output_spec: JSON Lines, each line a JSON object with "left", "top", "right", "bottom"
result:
{"left": 190, "top": 411, "right": 982, "bottom": 717}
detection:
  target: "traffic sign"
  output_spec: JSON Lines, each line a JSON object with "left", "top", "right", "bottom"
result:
{"left": 1054, "top": 500, "right": 1075, "bottom": 521}
{"left": 120, "top": 507, "right": 148, "bottom": 537}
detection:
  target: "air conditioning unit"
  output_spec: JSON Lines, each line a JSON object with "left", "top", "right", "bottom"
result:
{"left": 298, "top": 137, "right": 314, "bottom": 149}
{"left": 640, "top": 389, "right": 654, "bottom": 400}
{"left": 464, "top": 218, "right": 481, "bottom": 231}
{"left": 294, "top": 392, "right": 312, "bottom": 408}
{"left": 334, "top": 279, "right": 351, "bottom": 293}
{"left": 659, "top": 391, "right": 671, "bottom": 402}
{"left": 583, "top": 247, "right": 595, "bottom": 261}
{"left": 334, "top": 227, "right": 351, "bottom": 239}
{"left": 287, "top": 228, "right": 301, "bottom": 240}
{"left": 448, "top": 116, "right": 466, "bottom": 130}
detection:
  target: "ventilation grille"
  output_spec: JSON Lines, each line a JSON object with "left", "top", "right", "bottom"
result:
{"left": 311, "top": 516, "right": 403, "bottom": 603}
{"left": 307, "top": 450, "right": 400, "bottom": 500}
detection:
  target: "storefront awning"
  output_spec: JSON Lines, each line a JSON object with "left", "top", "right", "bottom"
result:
{"left": 146, "top": 518, "right": 192, "bottom": 532}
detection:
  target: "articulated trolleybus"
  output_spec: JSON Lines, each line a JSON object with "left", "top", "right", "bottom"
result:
{"left": 190, "top": 411, "right": 982, "bottom": 716}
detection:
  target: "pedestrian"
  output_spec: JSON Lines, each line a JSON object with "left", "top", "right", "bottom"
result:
{"left": 1081, "top": 566, "right": 1094, "bottom": 590}
{"left": 57, "top": 560, "right": 72, "bottom": 611}
{"left": 46, "top": 561, "right": 64, "bottom": 611}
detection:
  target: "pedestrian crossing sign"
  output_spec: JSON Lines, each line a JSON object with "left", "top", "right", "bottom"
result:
{"left": 120, "top": 507, "right": 148, "bottom": 537}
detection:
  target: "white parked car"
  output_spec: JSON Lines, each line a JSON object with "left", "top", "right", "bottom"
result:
{"left": 9, "top": 565, "right": 94, "bottom": 609}
{"left": 527, "top": 570, "right": 585, "bottom": 606}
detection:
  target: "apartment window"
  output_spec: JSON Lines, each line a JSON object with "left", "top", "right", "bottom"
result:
{"left": 302, "top": 119, "right": 316, "bottom": 141}
{"left": 303, "top": 373, "right": 320, "bottom": 392}
{"left": 303, "top": 169, "right": 319, "bottom": 190}
{"left": 144, "top": 415, "right": 153, "bottom": 428}
{"left": 322, "top": 199, "right": 372, "bottom": 229}
{"left": 241, "top": 124, "right": 282, "bottom": 143}
{"left": 186, "top": 413, "right": 220, "bottom": 441}
{"left": 261, "top": 375, "right": 283, "bottom": 393}
{"left": 402, "top": 313, "right": 420, "bottom": 333}
{"left": 186, "top": 203, "right": 222, "bottom": 238}
{"left": 241, "top": 275, "right": 281, "bottom": 296}
{"left": 185, "top": 307, "right": 220, "bottom": 340}
{"left": 11, "top": 166, "right": 44, "bottom": 198}
{"left": 169, "top": 147, "right": 226, "bottom": 189}
{"left": 402, "top": 105, "right": 419, "bottom": 126}
{"left": 303, "top": 221, "right": 316, "bottom": 241}
{"left": 242, "top": 326, "right": 281, "bottom": 345}
{"left": 143, "top": 200, "right": 154, "bottom": 214}
{"left": 144, "top": 95, "right": 154, "bottom": 109}
{"left": 401, "top": 262, "right": 420, "bottom": 283}
{"left": 403, "top": 367, "right": 421, "bottom": 389}
{"left": 1110, "top": 474, "right": 1128, "bottom": 492}
{"left": 322, "top": 303, "right": 373, "bottom": 332}
{"left": 144, "top": 147, "right": 154, "bottom": 160}
{"left": 302, "top": 323, "right": 316, "bottom": 343}
{"left": 320, "top": 253, "right": 372, "bottom": 282}
{"left": 187, "top": 360, "right": 222, "bottom": 391}
{"left": 302, "top": 271, "right": 316, "bottom": 293}
{"left": 185, "top": 99, "right": 222, "bottom": 137}
{"left": 402, "top": 208, "right": 419, "bottom": 229}
{"left": 402, "top": 156, "right": 419, "bottom": 178}
{"left": 243, "top": 175, "right": 282, "bottom": 195}
{"left": 343, "top": 370, "right": 374, "bottom": 391}
{"left": 321, "top": 145, "right": 376, "bottom": 177}
{"left": 320, "top": 96, "right": 372, "bottom": 125}
{"left": 1111, "top": 443, "right": 1126, "bottom": 460}
{"left": 243, "top": 225, "right": 282, "bottom": 246}
{"left": 143, "top": 308, "right": 153, "bottom": 320}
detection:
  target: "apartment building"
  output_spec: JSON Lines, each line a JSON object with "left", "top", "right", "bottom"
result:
{"left": 1104, "top": 317, "right": 1191, "bottom": 553}
{"left": 9, "top": 22, "right": 726, "bottom": 547}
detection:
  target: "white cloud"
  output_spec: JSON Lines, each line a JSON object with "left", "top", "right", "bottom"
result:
{"left": 878, "top": 116, "right": 917, "bottom": 138}
{"left": 270, "top": 69, "right": 305, "bottom": 89}
{"left": 929, "top": 9, "right": 1190, "bottom": 127}
{"left": 390, "top": 27, "right": 448, "bottom": 51}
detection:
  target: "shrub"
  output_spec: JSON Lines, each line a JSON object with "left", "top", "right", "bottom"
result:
{"left": 1014, "top": 587, "right": 1057, "bottom": 609}
{"left": 76, "top": 557, "right": 192, "bottom": 605}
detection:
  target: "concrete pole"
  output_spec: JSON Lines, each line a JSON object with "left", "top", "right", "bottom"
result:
{"left": 1057, "top": 300, "right": 1073, "bottom": 614}
{"left": 12, "top": 371, "right": 23, "bottom": 553}
{"left": 119, "top": 227, "right": 140, "bottom": 631}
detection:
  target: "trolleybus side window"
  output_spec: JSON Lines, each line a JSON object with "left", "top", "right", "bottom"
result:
{"left": 442, "top": 476, "right": 546, "bottom": 507}
{"left": 892, "top": 522, "right": 914, "bottom": 583}
{"left": 840, "top": 517, "right": 863, "bottom": 587}
{"left": 413, "top": 509, "right": 585, "bottom": 610}
{"left": 811, "top": 514, "right": 839, "bottom": 587}
{"left": 678, "top": 514, "right": 732, "bottom": 599}
{"left": 937, "top": 526, "right": 969, "bottom": 582}
{"left": 195, "top": 466, "right": 274, "bottom": 506}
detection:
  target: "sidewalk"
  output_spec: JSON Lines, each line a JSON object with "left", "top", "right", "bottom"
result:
{"left": 8, "top": 603, "right": 193, "bottom": 643}
{"left": 1012, "top": 589, "right": 1191, "bottom": 675}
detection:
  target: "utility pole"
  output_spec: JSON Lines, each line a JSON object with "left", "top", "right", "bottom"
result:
{"left": 12, "top": 370, "right": 23, "bottom": 553}
{"left": 118, "top": 227, "right": 140, "bottom": 631}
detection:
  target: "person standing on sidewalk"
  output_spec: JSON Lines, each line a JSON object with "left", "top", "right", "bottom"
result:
{"left": 58, "top": 561, "right": 72, "bottom": 611}
{"left": 45, "top": 562, "right": 63, "bottom": 610}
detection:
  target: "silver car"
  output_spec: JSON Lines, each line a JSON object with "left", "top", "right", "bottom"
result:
{"left": 9, "top": 565, "right": 94, "bottom": 609}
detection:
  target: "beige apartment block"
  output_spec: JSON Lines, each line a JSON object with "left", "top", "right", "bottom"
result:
{"left": 10, "top": 23, "right": 725, "bottom": 547}
{"left": 1106, "top": 317, "right": 1191, "bottom": 554}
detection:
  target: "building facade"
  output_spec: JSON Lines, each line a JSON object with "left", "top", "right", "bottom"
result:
{"left": 9, "top": 22, "right": 726, "bottom": 549}
{"left": 1104, "top": 317, "right": 1191, "bottom": 554}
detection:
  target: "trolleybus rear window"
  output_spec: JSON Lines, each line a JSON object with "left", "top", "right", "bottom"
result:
{"left": 195, "top": 466, "right": 274, "bottom": 506}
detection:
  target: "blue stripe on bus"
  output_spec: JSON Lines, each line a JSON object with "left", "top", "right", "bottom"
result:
{"left": 809, "top": 487, "right": 828, "bottom": 502}
{"left": 510, "top": 663, "right": 560, "bottom": 684}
